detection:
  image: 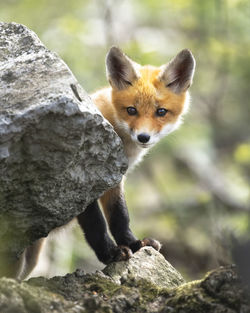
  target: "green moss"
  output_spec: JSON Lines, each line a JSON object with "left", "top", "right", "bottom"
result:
{"left": 1, "top": 267, "right": 249, "bottom": 313}
{"left": 80, "top": 275, "right": 125, "bottom": 297}
{"left": 165, "top": 281, "right": 210, "bottom": 313}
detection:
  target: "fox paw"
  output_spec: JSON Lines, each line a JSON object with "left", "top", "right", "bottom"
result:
{"left": 115, "top": 245, "right": 133, "bottom": 261}
{"left": 107, "top": 245, "right": 132, "bottom": 263}
{"left": 141, "top": 238, "right": 161, "bottom": 251}
{"left": 129, "top": 238, "right": 161, "bottom": 253}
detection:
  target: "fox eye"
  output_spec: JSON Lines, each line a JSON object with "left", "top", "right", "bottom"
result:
{"left": 127, "top": 107, "right": 137, "bottom": 115}
{"left": 156, "top": 108, "right": 168, "bottom": 117}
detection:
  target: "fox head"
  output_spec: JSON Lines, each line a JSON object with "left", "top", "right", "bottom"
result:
{"left": 106, "top": 47, "right": 195, "bottom": 148}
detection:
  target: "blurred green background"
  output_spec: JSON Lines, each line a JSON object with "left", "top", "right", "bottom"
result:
{"left": 1, "top": 0, "right": 249, "bottom": 280}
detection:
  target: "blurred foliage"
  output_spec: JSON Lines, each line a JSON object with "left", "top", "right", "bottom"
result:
{"left": 1, "top": 0, "right": 249, "bottom": 280}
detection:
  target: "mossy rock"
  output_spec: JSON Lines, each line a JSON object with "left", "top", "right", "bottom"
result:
{"left": 0, "top": 249, "right": 248, "bottom": 313}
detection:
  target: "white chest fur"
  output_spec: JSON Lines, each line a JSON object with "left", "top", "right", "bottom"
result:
{"left": 123, "top": 138, "right": 149, "bottom": 170}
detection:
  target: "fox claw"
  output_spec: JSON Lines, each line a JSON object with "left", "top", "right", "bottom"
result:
{"left": 129, "top": 238, "right": 161, "bottom": 253}
{"left": 141, "top": 238, "right": 162, "bottom": 251}
{"left": 105, "top": 239, "right": 161, "bottom": 264}
{"left": 112, "top": 245, "right": 133, "bottom": 262}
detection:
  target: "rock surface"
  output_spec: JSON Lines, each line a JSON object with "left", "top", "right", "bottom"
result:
{"left": 0, "top": 22, "right": 127, "bottom": 265}
{"left": 103, "top": 246, "right": 184, "bottom": 288}
{"left": 0, "top": 248, "right": 248, "bottom": 313}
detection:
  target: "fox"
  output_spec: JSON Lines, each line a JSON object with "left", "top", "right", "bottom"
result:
{"left": 16, "top": 46, "right": 195, "bottom": 279}
{"left": 77, "top": 47, "right": 196, "bottom": 264}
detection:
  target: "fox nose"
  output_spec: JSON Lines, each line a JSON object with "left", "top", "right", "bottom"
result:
{"left": 137, "top": 133, "right": 150, "bottom": 143}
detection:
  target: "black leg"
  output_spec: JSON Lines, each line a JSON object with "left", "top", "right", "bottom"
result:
{"left": 100, "top": 185, "right": 141, "bottom": 252}
{"left": 108, "top": 196, "right": 141, "bottom": 251}
{"left": 101, "top": 185, "right": 161, "bottom": 253}
{"left": 109, "top": 198, "right": 161, "bottom": 252}
{"left": 77, "top": 200, "right": 131, "bottom": 264}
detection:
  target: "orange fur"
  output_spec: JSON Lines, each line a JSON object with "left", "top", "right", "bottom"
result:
{"left": 92, "top": 47, "right": 195, "bottom": 168}
{"left": 93, "top": 65, "right": 188, "bottom": 145}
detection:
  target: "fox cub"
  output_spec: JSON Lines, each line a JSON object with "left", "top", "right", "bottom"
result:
{"left": 18, "top": 47, "right": 195, "bottom": 279}
{"left": 77, "top": 47, "right": 195, "bottom": 264}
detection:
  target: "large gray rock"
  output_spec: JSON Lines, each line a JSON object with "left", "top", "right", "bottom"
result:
{"left": 0, "top": 22, "right": 127, "bottom": 262}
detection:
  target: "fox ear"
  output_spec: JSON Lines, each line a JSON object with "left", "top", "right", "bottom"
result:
{"left": 106, "top": 46, "right": 139, "bottom": 90}
{"left": 159, "top": 49, "right": 195, "bottom": 94}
